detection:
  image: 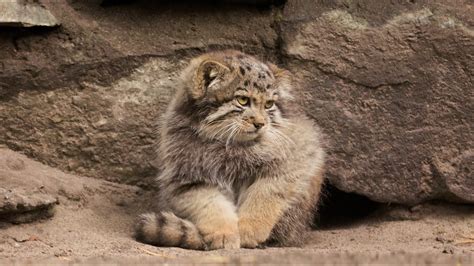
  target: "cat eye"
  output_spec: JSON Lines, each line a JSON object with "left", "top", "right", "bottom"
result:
{"left": 264, "top": 100, "right": 274, "bottom": 109}
{"left": 236, "top": 96, "right": 250, "bottom": 106}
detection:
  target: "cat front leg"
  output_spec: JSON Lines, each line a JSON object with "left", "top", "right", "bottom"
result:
{"left": 169, "top": 185, "right": 240, "bottom": 250}
{"left": 236, "top": 176, "right": 296, "bottom": 248}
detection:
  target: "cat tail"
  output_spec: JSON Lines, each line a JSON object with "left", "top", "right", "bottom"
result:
{"left": 135, "top": 211, "right": 206, "bottom": 250}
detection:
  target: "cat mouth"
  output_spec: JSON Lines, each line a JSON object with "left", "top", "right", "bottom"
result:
{"left": 242, "top": 128, "right": 260, "bottom": 135}
{"left": 237, "top": 130, "right": 262, "bottom": 141}
{"left": 244, "top": 131, "right": 259, "bottom": 136}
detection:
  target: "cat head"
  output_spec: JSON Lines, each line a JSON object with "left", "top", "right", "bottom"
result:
{"left": 179, "top": 50, "right": 294, "bottom": 145}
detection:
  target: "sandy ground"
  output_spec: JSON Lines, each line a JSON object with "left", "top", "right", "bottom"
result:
{"left": 1, "top": 149, "right": 473, "bottom": 265}
{"left": 2, "top": 189, "right": 473, "bottom": 265}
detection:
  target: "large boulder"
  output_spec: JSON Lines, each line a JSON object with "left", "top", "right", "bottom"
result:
{"left": 281, "top": 1, "right": 473, "bottom": 204}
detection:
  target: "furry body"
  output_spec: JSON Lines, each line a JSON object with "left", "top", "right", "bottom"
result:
{"left": 135, "top": 50, "right": 325, "bottom": 249}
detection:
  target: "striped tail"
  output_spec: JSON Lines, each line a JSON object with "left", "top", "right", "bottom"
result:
{"left": 135, "top": 212, "right": 206, "bottom": 250}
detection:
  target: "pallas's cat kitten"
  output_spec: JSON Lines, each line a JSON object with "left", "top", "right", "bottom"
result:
{"left": 135, "top": 50, "right": 325, "bottom": 250}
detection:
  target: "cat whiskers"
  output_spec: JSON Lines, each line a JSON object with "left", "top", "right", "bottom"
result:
{"left": 200, "top": 119, "right": 223, "bottom": 135}
{"left": 225, "top": 121, "right": 242, "bottom": 150}
{"left": 206, "top": 122, "right": 235, "bottom": 140}
{"left": 221, "top": 122, "right": 239, "bottom": 143}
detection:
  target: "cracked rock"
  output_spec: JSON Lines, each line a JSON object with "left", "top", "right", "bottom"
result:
{"left": 0, "top": 0, "right": 59, "bottom": 27}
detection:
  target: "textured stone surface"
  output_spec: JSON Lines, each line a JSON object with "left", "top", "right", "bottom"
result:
{"left": 0, "top": 147, "right": 138, "bottom": 224}
{"left": 0, "top": 0, "right": 59, "bottom": 27}
{"left": 0, "top": 0, "right": 472, "bottom": 204}
{"left": 0, "top": 147, "right": 58, "bottom": 223}
{"left": 281, "top": 3, "right": 473, "bottom": 204}
{"left": 1, "top": 58, "right": 180, "bottom": 184}
{"left": 0, "top": 188, "right": 56, "bottom": 224}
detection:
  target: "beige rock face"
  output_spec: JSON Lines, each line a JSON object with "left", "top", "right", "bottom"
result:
{"left": 0, "top": 0, "right": 59, "bottom": 27}
{"left": 1, "top": 58, "right": 180, "bottom": 184}
{"left": 0, "top": 0, "right": 472, "bottom": 204}
{"left": 280, "top": 4, "right": 473, "bottom": 204}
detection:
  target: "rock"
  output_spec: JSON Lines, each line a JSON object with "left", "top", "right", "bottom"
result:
{"left": 0, "top": 148, "right": 79, "bottom": 223}
{"left": 0, "top": 147, "right": 142, "bottom": 226}
{"left": 0, "top": 0, "right": 472, "bottom": 205}
{"left": 443, "top": 151, "right": 474, "bottom": 203}
{"left": 0, "top": 188, "right": 56, "bottom": 224}
{"left": 0, "top": 150, "right": 58, "bottom": 223}
{"left": 0, "top": 58, "right": 180, "bottom": 184}
{"left": 281, "top": 3, "right": 473, "bottom": 204}
{"left": 0, "top": 0, "right": 59, "bottom": 27}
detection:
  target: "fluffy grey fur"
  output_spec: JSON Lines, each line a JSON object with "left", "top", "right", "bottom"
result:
{"left": 135, "top": 50, "right": 325, "bottom": 250}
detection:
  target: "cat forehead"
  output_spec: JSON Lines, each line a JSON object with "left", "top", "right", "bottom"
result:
{"left": 227, "top": 55, "right": 272, "bottom": 77}
{"left": 223, "top": 55, "right": 275, "bottom": 92}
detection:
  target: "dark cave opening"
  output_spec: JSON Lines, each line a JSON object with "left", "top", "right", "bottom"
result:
{"left": 315, "top": 182, "right": 382, "bottom": 229}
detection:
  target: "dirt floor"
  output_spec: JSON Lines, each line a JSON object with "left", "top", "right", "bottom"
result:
{"left": 1, "top": 149, "right": 473, "bottom": 265}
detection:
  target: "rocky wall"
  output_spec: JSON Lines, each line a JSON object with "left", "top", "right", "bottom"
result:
{"left": 0, "top": 0, "right": 472, "bottom": 204}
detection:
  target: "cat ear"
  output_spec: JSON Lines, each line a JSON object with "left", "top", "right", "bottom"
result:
{"left": 269, "top": 63, "right": 294, "bottom": 99}
{"left": 191, "top": 60, "right": 230, "bottom": 99}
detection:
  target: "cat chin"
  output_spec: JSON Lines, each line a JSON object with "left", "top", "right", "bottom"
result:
{"left": 234, "top": 132, "right": 262, "bottom": 142}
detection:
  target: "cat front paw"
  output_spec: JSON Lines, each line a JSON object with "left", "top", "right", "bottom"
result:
{"left": 203, "top": 230, "right": 240, "bottom": 250}
{"left": 238, "top": 218, "right": 271, "bottom": 248}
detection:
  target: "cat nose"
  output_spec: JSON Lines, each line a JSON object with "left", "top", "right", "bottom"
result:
{"left": 253, "top": 122, "right": 264, "bottom": 130}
